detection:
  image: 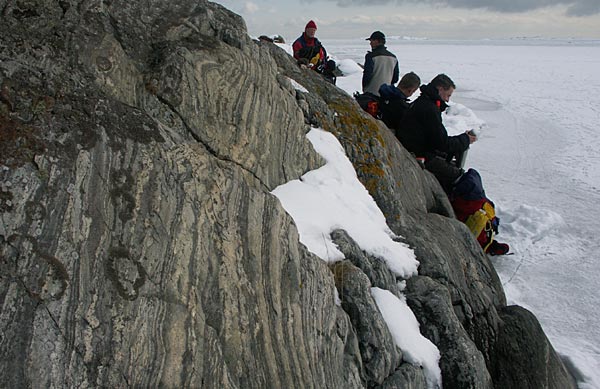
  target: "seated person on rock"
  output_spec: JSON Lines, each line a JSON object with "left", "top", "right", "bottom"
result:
{"left": 396, "top": 73, "right": 509, "bottom": 255}
{"left": 292, "top": 20, "right": 336, "bottom": 83}
{"left": 355, "top": 71, "right": 419, "bottom": 120}
{"left": 396, "top": 73, "right": 474, "bottom": 194}
{"left": 451, "top": 169, "right": 510, "bottom": 255}
{"left": 378, "top": 71, "right": 421, "bottom": 132}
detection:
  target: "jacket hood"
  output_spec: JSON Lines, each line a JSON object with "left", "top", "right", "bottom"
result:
{"left": 453, "top": 169, "right": 486, "bottom": 200}
{"left": 379, "top": 84, "right": 407, "bottom": 100}
{"left": 420, "top": 84, "right": 449, "bottom": 111}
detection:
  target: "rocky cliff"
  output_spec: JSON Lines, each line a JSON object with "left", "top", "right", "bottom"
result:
{"left": 0, "top": 1, "right": 576, "bottom": 388}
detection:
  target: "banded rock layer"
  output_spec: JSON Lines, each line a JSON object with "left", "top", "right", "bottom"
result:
{"left": 0, "top": 1, "right": 575, "bottom": 388}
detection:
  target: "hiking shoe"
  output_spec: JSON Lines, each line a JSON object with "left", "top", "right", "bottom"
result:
{"left": 487, "top": 240, "right": 510, "bottom": 256}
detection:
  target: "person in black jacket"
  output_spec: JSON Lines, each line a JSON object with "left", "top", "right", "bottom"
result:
{"left": 378, "top": 71, "right": 421, "bottom": 131}
{"left": 397, "top": 74, "right": 477, "bottom": 193}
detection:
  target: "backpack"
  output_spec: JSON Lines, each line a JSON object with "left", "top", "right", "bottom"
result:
{"left": 318, "top": 59, "right": 337, "bottom": 85}
{"left": 451, "top": 169, "right": 500, "bottom": 252}
{"left": 354, "top": 92, "right": 380, "bottom": 118}
{"left": 378, "top": 84, "right": 410, "bottom": 130}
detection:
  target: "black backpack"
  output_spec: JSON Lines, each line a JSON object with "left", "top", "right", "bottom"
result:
{"left": 353, "top": 92, "right": 380, "bottom": 118}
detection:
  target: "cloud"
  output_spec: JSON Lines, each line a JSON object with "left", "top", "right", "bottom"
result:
{"left": 218, "top": 0, "right": 600, "bottom": 39}
{"left": 565, "top": 0, "right": 600, "bottom": 16}
{"left": 243, "top": 2, "right": 259, "bottom": 13}
{"left": 320, "top": 0, "right": 600, "bottom": 15}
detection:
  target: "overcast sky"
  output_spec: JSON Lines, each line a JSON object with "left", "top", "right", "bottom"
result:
{"left": 213, "top": 0, "right": 600, "bottom": 40}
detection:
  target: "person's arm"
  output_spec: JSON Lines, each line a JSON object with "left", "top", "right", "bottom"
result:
{"left": 362, "top": 53, "right": 374, "bottom": 89}
{"left": 321, "top": 44, "right": 328, "bottom": 60}
{"left": 445, "top": 130, "right": 470, "bottom": 154}
{"left": 292, "top": 39, "right": 302, "bottom": 59}
{"left": 431, "top": 120, "right": 470, "bottom": 154}
{"left": 391, "top": 60, "right": 399, "bottom": 85}
{"left": 317, "top": 46, "right": 326, "bottom": 66}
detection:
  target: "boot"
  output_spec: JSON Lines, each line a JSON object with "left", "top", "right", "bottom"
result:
{"left": 487, "top": 240, "right": 510, "bottom": 256}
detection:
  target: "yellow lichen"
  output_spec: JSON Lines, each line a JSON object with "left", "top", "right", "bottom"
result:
{"left": 315, "top": 100, "right": 395, "bottom": 199}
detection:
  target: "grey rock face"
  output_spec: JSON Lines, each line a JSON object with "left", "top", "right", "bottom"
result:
{"left": 0, "top": 1, "right": 576, "bottom": 389}
{"left": 491, "top": 305, "right": 577, "bottom": 389}
{"left": 329, "top": 231, "right": 428, "bottom": 388}
{"left": 378, "top": 364, "right": 427, "bottom": 389}
{"left": 406, "top": 276, "right": 493, "bottom": 388}
{"left": 0, "top": 2, "right": 351, "bottom": 388}
{"left": 331, "top": 260, "right": 400, "bottom": 386}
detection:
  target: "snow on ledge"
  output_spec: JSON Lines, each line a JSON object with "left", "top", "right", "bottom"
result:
{"left": 271, "top": 127, "right": 418, "bottom": 278}
{"left": 272, "top": 127, "right": 440, "bottom": 385}
{"left": 372, "top": 287, "right": 442, "bottom": 389}
{"left": 287, "top": 77, "right": 308, "bottom": 93}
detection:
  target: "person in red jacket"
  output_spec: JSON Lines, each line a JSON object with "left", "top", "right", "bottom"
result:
{"left": 293, "top": 21, "right": 325, "bottom": 66}
{"left": 292, "top": 20, "right": 336, "bottom": 83}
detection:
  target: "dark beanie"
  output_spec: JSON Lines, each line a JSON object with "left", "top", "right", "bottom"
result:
{"left": 305, "top": 20, "right": 317, "bottom": 30}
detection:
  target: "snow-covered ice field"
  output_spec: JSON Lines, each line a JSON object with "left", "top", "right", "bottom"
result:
{"left": 326, "top": 38, "right": 600, "bottom": 388}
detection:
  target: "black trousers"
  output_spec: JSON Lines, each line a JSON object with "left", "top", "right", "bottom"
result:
{"left": 424, "top": 156, "right": 464, "bottom": 194}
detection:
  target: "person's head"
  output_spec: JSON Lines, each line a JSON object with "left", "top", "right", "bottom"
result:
{"left": 430, "top": 73, "right": 456, "bottom": 102}
{"left": 366, "top": 31, "right": 386, "bottom": 49}
{"left": 398, "top": 71, "right": 421, "bottom": 97}
{"left": 305, "top": 20, "right": 317, "bottom": 38}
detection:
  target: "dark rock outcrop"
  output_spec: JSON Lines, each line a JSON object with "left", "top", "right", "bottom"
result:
{"left": 0, "top": 1, "right": 576, "bottom": 388}
{"left": 331, "top": 260, "right": 401, "bottom": 386}
{"left": 491, "top": 305, "right": 576, "bottom": 389}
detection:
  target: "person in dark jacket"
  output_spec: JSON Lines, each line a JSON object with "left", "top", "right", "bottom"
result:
{"left": 292, "top": 20, "right": 336, "bottom": 83}
{"left": 378, "top": 71, "right": 421, "bottom": 131}
{"left": 397, "top": 73, "right": 477, "bottom": 193}
{"left": 362, "top": 31, "right": 399, "bottom": 96}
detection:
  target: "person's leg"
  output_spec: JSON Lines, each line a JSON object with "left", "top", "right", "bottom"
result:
{"left": 486, "top": 240, "right": 510, "bottom": 255}
{"left": 454, "top": 149, "right": 469, "bottom": 169}
{"left": 424, "top": 156, "right": 463, "bottom": 194}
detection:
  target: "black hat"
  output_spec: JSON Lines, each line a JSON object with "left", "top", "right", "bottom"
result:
{"left": 366, "top": 31, "right": 385, "bottom": 41}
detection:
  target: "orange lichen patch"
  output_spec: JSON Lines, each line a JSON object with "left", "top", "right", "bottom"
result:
{"left": 316, "top": 101, "right": 394, "bottom": 198}
{"left": 0, "top": 114, "right": 45, "bottom": 168}
{"left": 37, "top": 251, "right": 70, "bottom": 300}
{"left": 0, "top": 83, "right": 14, "bottom": 111}
{"left": 145, "top": 78, "right": 159, "bottom": 95}
{"left": 362, "top": 178, "right": 380, "bottom": 195}
{"left": 328, "top": 101, "right": 385, "bottom": 149}
{"left": 358, "top": 161, "right": 385, "bottom": 177}
{"left": 329, "top": 261, "right": 358, "bottom": 290}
